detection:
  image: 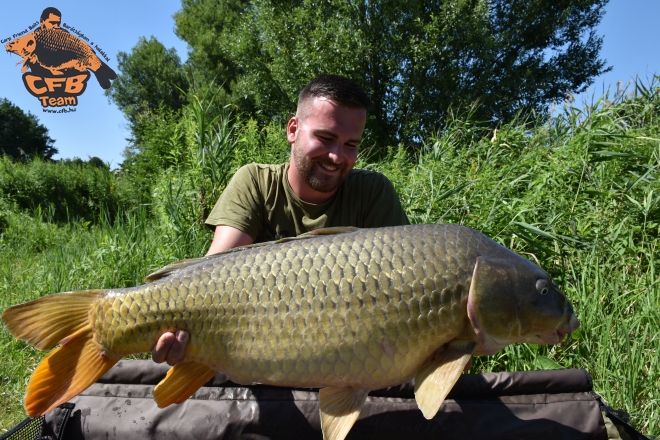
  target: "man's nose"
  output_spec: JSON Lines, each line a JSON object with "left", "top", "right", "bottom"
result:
{"left": 326, "top": 143, "right": 344, "bottom": 163}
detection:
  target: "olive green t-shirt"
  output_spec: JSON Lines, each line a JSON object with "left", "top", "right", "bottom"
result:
{"left": 205, "top": 163, "right": 409, "bottom": 243}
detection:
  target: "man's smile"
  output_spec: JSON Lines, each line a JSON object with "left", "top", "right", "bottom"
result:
{"left": 317, "top": 161, "right": 340, "bottom": 172}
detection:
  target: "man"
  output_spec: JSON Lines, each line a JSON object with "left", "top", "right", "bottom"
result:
{"left": 152, "top": 74, "right": 409, "bottom": 365}
{"left": 40, "top": 7, "right": 62, "bottom": 29}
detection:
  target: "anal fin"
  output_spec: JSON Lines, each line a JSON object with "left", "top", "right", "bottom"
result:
{"left": 153, "top": 361, "right": 217, "bottom": 407}
{"left": 414, "top": 340, "right": 476, "bottom": 419}
{"left": 319, "top": 387, "right": 369, "bottom": 440}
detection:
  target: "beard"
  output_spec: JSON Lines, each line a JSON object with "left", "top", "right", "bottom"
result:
{"left": 293, "top": 142, "right": 350, "bottom": 193}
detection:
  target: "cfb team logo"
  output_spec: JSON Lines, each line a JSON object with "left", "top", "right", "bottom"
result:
{"left": 3, "top": 7, "right": 117, "bottom": 110}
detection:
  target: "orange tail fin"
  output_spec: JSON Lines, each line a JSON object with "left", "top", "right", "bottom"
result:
{"left": 2, "top": 290, "right": 121, "bottom": 417}
{"left": 2, "top": 290, "right": 101, "bottom": 350}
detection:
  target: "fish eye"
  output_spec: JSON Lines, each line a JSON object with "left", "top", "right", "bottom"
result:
{"left": 536, "top": 279, "right": 549, "bottom": 295}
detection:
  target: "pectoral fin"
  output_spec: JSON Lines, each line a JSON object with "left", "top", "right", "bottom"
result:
{"left": 319, "top": 387, "right": 369, "bottom": 440}
{"left": 414, "top": 340, "right": 476, "bottom": 419}
{"left": 153, "top": 361, "right": 217, "bottom": 407}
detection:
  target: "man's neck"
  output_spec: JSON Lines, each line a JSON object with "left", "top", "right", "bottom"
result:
{"left": 286, "top": 162, "right": 338, "bottom": 204}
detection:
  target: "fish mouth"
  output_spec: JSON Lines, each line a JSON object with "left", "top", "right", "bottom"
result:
{"left": 537, "top": 313, "right": 580, "bottom": 344}
{"left": 536, "top": 330, "right": 563, "bottom": 344}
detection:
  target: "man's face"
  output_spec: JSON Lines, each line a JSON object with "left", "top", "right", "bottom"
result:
{"left": 287, "top": 97, "right": 366, "bottom": 200}
{"left": 41, "top": 13, "right": 61, "bottom": 29}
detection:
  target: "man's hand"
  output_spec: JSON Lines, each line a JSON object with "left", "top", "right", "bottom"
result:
{"left": 152, "top": 330, "right": 189, "bottom": 366}
{"left": 151, "top": 226, "right": 251, "bottom": 366}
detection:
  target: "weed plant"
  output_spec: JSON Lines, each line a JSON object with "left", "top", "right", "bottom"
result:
{"left": 1, "top": 78, "right": 659, "bottom": 436}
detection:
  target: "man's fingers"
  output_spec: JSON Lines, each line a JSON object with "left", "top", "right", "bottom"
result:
{"left": 152, "top": 332, "right": 175, "bottom": 364}
{"left": 165, "top": 330, "right": 190, "bottom": 366}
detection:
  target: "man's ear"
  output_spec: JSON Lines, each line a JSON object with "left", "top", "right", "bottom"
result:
{"left": 287, "top": 117, "right": 298, "bottom": 143}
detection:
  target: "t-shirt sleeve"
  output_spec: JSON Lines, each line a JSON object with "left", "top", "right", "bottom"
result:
{"left": 204, "top": 164, "right": 264, "bottom": 239}
{"left": 361, "top": 173, "right": 410, "bottom": 227}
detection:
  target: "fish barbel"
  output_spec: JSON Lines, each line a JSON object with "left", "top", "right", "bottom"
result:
{"left": 2, "top": 224, "right": 579, "bottom": 440}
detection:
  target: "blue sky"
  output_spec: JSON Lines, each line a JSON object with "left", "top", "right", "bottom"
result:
{"left": 575, "top": 0, "right": 660, "bottom": 104}
{"left": 1, "top": 1, "right": 659, "bottom": 168}
{"left": 0, "top": 1, "right": 187, "bottom": 169}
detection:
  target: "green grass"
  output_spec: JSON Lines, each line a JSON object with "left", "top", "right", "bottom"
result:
{"left": 1, "top": 79, "right": 660, "bottom": 436}
{"left": 0, "top": 207, "right": 211, "bottom": 430}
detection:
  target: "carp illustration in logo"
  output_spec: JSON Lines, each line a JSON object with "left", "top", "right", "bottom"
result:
{"left": 4, "top": 7, "right": 117, "bottom": 108}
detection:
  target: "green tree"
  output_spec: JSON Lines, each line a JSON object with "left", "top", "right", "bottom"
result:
{"left": 175, "top": 0, "right": 610, "bottom": 149}
{"left": 106, "top": 36, "right": 190, "bottom": 192}
{"left": 174, "top": 0, "right": 248, "bottom": 98}
{"left": 118, "top": 105, "right": 183, "bottom": 192}
{"left": 0, "top": 98, "right": 57, "bottom": 160}
{"left": 105, "top": 36, "right": 189, "bottom": 129}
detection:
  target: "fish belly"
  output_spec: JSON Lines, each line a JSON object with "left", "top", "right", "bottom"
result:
{"left": 93, "top": 225, "right": 480, "bottom": 390}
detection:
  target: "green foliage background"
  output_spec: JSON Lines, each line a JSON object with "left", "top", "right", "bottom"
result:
{"left": 0, "top": 99, "right": 57, "bottom": 160}
{"left": 108, "top": 0, "right": 609, "bottom": 154}
{"left": 1, "top": 79, "right": 659, "bottom": 436}
{"left": 0, "top": 157, "right": 128, "bottom": 224}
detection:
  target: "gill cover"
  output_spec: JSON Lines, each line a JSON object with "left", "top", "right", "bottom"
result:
{"left": 467, "top": 255, "right": 570, "bottom": 355}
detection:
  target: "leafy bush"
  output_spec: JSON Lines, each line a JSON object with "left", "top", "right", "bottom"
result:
{"left": 0, "top": 194, "right": 16, "bottom": 232}
{"left": 0, "top": 156, "right": 132, "bottom": 223}
{"left": 375, "top": 93, "right": 660, "bottom": 265}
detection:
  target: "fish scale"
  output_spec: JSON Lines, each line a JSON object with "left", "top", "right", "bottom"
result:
{"left": 2, "top": 224, "right": 579, "bottom": 440}
{"left": 90, "top": 225, "right": 471, "bottom": 389}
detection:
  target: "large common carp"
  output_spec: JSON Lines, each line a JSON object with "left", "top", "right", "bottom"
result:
{"left": 2, "top": 224, "right": 579, "bottom": 440}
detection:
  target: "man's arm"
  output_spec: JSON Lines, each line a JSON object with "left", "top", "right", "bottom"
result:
{"left": 206, "top": 225, "right": 254, "bottom": 256}
{"left": 151, "top": 225, "right": 253, "bottom": 365}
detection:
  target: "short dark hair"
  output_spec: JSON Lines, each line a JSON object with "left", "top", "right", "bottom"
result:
{"left": 298, "top": 74, "right": 372, "bottom": 111}
{"left": 40, "top": 7, "right": 62, "bottom": 22}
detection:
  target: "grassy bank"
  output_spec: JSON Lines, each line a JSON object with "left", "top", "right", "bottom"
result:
{"left": 0, "top": 207, "right": 211, "bottom": 428}
{"left": 1, "top": 82, "right": 659, "bottom": 436}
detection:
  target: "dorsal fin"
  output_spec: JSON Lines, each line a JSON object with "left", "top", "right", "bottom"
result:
{"left": 144, "top": 226, "right": 361, "bottom": 282}
{"left": 299, "top": 226, "right": 359, "bottom": 236}
{"left": 144, "top": 256, "right": 217, "bottom": 282}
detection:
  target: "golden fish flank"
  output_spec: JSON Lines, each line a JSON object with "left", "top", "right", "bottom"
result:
{"left": 2, "top": 224, "right": 580, "bottom": 440}
{"left": 97, "top": 226, "right": 471, "bottom": 387}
